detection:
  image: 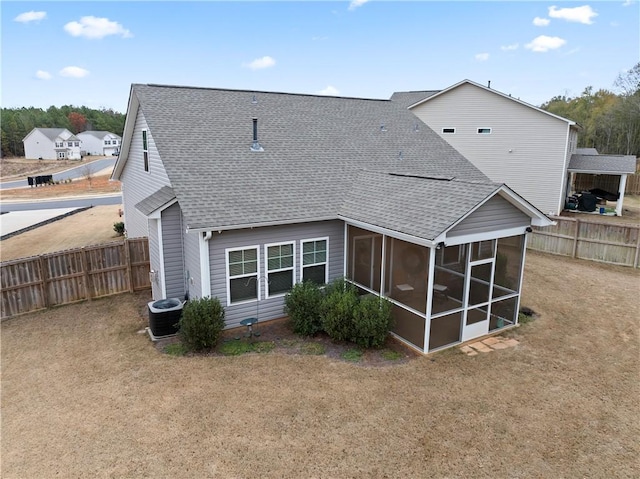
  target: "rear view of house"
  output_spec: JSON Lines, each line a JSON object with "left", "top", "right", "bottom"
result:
{"left": 113, "top": 84, "right": 552, "bottom": 354}
{"left": 22, "top": 127, "right": 82, "bottom": 160}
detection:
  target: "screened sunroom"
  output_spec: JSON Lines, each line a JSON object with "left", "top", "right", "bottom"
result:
{"left": 345, "top": 224, "right": 528, "bottom": 353}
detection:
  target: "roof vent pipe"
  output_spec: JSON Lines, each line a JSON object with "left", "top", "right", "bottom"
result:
{"left": 380, "top": 123, "right": 387, "bottom": 132}
{"left": 251, "top": 118, "right": 264, "bottom": 152}
{"left": 251, "top": 94, "right": 258, "bottom": 104}
{"left": 487, "top": 80, "right": 491, "bottom": 88}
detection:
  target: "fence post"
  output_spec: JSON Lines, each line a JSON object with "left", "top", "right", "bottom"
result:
{"left": 124, "top": 239, "right": 134, "bottom": 293}
{"left": 81, "top": 247, "right": 93, "bottom": 301}
{"left": 572, "top": 218, "right": 580, "bottom": 259}
{"left": 634, "top": 227, "right": 640, "bottom": 269}
{"left": 38, "top": 255, "right": 50, "bottom": 308}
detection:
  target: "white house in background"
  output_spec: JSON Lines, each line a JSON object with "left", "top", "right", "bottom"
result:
{"left": 22, "top": 128, "right": 82, "bottom": 160}
{"left": 77, "top": 131, "right": 122, "bottom": 156}
{"left": 391, "top": 80, "right": 580, "bottom": 216}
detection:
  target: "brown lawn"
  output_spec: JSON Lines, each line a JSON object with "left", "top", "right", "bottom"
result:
{"left": 2, "top": 251, "right": 639, "bottom": 478}
{"left": 0, "top": 156, "right": 109, "bottom": 180}
{"left": 0, "top": 174, "right": 121, "bottom": 201}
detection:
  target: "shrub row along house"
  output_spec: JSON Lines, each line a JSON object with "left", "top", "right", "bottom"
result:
{"left": 22, "top": 128, "right": 121, "bottom": 159}
{"left": 112, "top": 83, "right": 553, "bottom": 354}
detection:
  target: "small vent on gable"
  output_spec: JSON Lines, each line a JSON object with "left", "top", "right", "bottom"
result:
{"left": 251, "top": 118, "right": 264, "bottom": 152}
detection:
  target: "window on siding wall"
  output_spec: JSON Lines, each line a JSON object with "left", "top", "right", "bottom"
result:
{"left": 301, "top": 238, "right": 328, "bottom": 285}
{"left": 265, "top": 242, "right": 295, "bottom": 297}
{"left": 442, "top": 128, "right": 455, "bottom": 134}
{"left": 142, "top": 130, "right": 149, "bottom": 172}
{"left": 227, "top": 247, "right": 259, "bottom": 304}
{"left": 477, "top": 128, "right": 492, "bottom": 134}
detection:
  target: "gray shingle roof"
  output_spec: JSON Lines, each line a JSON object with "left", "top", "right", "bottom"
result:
{"left": 575, "top": 147, "right": 599, "bottom": 155}
{"left": 33, "top": 128, "right": 68, "bottom": 141}
{"left": 79, "top": 130, "right": 121, "bottom": 139}
{"left": 131, "top": 84, "right": 498, "bottom": 237}
{"left": 339, "top": 171, "right": 499, "bottom": 240}
{"left": 135, "top": 186, "right": 176, "bottom": 216}
{"left": 390, "top": 90, "right": 439, "bottom": 108}
{"left": 568, "top": 154, "right": 636, "bottom": 174}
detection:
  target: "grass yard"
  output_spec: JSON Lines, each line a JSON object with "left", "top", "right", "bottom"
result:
{"left": 2, "top": 251, "right": 639, "bottom": 478}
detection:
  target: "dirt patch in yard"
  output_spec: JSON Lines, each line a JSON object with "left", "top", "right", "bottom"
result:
{"left": 0, "top": 205, "right": 124, "bottom": 262}
{"left": 0, "top": 156, "right": 108, "bottom": 180}
{"left": 0, "top": 174, "right": 121, "bottom": 200}
{"left": 2, "top": 252, "right": 638, "bottom": 478}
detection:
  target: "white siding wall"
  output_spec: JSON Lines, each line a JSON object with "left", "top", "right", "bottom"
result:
{"left": 411, "top": 83, "right": 570, "bottom": 215}
{"left": 208, "top": 220, "right": 345, "bottom": 329}
{"left": 148, "top": 218, "right": 162, "bottom": 300}
{"left": 448, "top": 195, "right": 530, "bottom": 237}
{"left": 23, "top": 130, "right": 56, "bottom": 159}
{"left": 119, "top": 108, "right": 172, "bottom": 238}
{"left": 77, "top": 133, "right": 103, "bottom": 156}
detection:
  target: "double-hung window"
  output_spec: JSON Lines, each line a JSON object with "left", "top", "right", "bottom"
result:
{"left": 265, "top": 242, "right": 295, "bottom": 297}
{"left": 227, "top": 247, "right": 259, "bottom": 304}
{"left": 142, "top": 130, "right": 149, "bottom": 172}
{"left": 301, "top": 238, "right": 328, "bottom": 285}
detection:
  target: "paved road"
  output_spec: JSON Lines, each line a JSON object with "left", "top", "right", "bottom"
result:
{"left": 0, "top": 158, "right": 117, "bottom": 190}
{"left": 0, "top": 193, "right": 122, "bottom": 213}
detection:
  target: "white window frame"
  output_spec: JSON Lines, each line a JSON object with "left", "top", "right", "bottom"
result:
{"left": 225, "top": 245, "right": 260, "bottom": 306}
{"left": 300, "top": 237, "right": 329, "bottom": 285}
{"left": 442, "top": 127, "right": 456, "bottom": 134}
{"left": 264, "top": 241, "right": 296, "bottom": 298}
{"left": 477, "top": 127, "right": 492, "bottom": 134}
{"left": 142, "top": 129, "right": 149, "bottom": 172}
{"left": 57, "top": 152, "right": 66, "bottom": 159}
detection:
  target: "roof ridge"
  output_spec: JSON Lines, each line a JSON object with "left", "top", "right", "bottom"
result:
{"left": 138, "top": 83, "right": 391, "bottom": 102}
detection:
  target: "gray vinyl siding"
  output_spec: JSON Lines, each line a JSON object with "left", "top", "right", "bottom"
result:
{"left": 183, "top": 230, "right": 202, "bottom": 300}
{"left": 411, "top": 83, "right": 569, "bottom": 215}
{"left": 448, "top": 195, "right": 530, "bottom": 237}
{"left": 119, "top": 107, "right": 171, "bottom": 238}
{"left": 161, "top": 202, "right": 185, "bottom": 299}
{"left": 208, "top": 220, "right": 345, "bottom": 329}
{"left": 148, "top": 219, "right": 162, "bottom": 300}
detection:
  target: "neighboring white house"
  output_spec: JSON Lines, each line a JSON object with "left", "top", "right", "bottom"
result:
{"left": 22, "top": 128, "right": 82, "bottom": 160}
{"left": 391, "top": 80, "right": 580, "bottom": 216}
{"left": 77, "top": 131, "right": 122, "bottom": 156}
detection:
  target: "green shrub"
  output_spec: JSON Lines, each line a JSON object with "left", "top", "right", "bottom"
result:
{"left": 321, "top": 278, "right": 358, "bottom": 342}
{"left": 352, "top": 295, "right": 392, "bottom": 348}
{"left": 179, "top": 297, "right": 225, "bottom": 352}
{"left": 113, "top": 221, "right": 125, "bottom": 236}
{"left": 284, "top": 281, "right": 324, "bottom": 336}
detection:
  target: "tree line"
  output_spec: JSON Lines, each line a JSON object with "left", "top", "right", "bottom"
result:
{"left": 1, "top": 105, "right": 126, "bottom": 157}
{"left": 541, "top": 63, "right": 640, "bottom": 157}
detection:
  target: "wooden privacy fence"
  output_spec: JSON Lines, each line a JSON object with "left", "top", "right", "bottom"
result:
{"left": 529, "top": 216, "right": 640, "bottom": 268}
{"left": 1, "top": 238, "right": 151, "bottom": 320}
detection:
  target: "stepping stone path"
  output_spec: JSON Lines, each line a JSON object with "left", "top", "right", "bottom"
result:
{"left": 459, "top": 336, "right": 519, "bottom": 356}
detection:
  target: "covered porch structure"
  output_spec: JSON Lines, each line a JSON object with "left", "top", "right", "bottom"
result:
{"left": 566, "top": 151, "right": 636, "bottom": 217}
{"left": 339, "top": 171, "right": 553, "bottom": 353}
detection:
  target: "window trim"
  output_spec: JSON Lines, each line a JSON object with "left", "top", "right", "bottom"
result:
{"left": 300, "top": 237, "right": 329, "bottom": 285}
{"left": 442, "top": 127, "right": 456, "bottom": 134}
{"left": 477, "top": 127, "right": 492, "bottom": 134}
{"left": 142, "top": 129, "right": 149, "bottom": 172}
{"left": 225, "top": 245, "right": 260, "bottom": 306}
{"left": 264, "top": 241, "right": 296, "bottom": 298}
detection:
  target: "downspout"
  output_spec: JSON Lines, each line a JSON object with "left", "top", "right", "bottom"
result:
{"left": 200, "top": 231, "right": 212, "bottom": 298}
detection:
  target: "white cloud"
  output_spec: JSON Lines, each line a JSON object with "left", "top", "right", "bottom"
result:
{"left": 14, "top": 11, "right": 46, "bottom": 23}
{"left": 317, "top": 85, "right": 340, "bottom": 96}
{"left": 475, "top": 53, "right": 490, "bottom": 61}
{"left": 64, "top": 16, "right": 132, "bottom": 39}
{"left": 348, "top": 0, "right": 370, "bottom": 11}
{"left": 59, "top": 66, "right": 90, "bottom": 78}
{"left": 622, "top": 1, "right": 634, "bottom": 6}
{"left": 35, "top": 70, "right": 52, "bottom": 80}
{"left": 525, "top": 35, "right": 566, "bottom": 52}
{"left": 243, "top": 56, "right": 276, "bottom": 70}
{"left": 501, "top": 43, "right": 519, "bottom": 51}
{"left": 548, "top": 5, "right": 598, "bottom": 24}
{"left": 533, "top": 17, "right": 550, "bottom": 26}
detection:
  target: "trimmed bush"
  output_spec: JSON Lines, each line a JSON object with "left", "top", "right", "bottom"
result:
{"left": 113, "top": 221, "right": 125, "bottom": 236}
{"left": 178, "top": 297, "right": 225, "bottom": 352}
{"left": 321, "top": 278, "right": 359, "bottom": 342}
{"left": 284, "top": 281, "right": 324, "bottom": 336}
{"left": 352, "top": 295, "right": 392, "bottom": 348}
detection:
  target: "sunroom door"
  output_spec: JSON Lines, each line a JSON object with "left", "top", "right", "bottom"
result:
{"left": 461, "top": 241, "right": 495, "bottom": 342}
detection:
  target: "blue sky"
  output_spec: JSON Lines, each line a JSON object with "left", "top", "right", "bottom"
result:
{"left": 2, "top": 1, "right": 638, "bottom": 113}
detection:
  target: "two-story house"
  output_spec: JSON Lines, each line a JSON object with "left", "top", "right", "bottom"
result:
{"left": 22, "top": 128, "right": 82, "bottom": 160}
{"left": 77, "top": 131, "right": 122, "bottom": 156}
